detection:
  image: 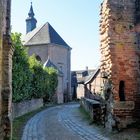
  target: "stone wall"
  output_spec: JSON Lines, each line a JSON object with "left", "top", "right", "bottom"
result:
{"left": 57, "top": 76, "right": 64, "bottom": 103}
{"left": 80, "top": 98, "right": 104, "bottom": 124}
{"left": 100, "top": 0, "right": 140, "bottom": 130}
{"left": 12, "top": 99, "right": 43, "bottom": 119}
{"left": 0, "top": 0, "right": 13, "bottom": 139}
{"left": 49, "top": 44, "right": 71, "bottom": 100}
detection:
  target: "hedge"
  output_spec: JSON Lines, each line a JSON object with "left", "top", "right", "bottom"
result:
{"left": 12, "top": 33, "right": 58, "bottom": 103}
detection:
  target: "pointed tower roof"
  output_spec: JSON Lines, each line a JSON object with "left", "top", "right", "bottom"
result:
{"left": 28, "top": 2, "right": 34, "bottom": 17}
{"left": 26, "top": 2, "right": 37, "bottom": 33}
{"left": 23, "top": 22, "right": 70, "bottom": 48}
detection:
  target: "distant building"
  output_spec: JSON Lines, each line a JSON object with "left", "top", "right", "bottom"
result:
{"left": 84, "top": 68, "right": 103, "bottom": 101}
{"left": 71, "top": 68, "right": 95, "bottom": 99}
{"left": 23, "top": 3, "right": 71, "bottom": 103}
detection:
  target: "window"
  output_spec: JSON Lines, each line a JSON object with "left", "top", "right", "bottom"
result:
{"left": 60, "top": 66, "right": 62, "bottom": 71}
{"left": 35, "top": 55, "right": 42, "bottom": 62}
{"left": 57, "top": 62, "right": 63, "bottom": 72}
{"left": 135, "top": 0, "right": 140, "bottom": 24}
{"left": 138, "top": 57, "right": 140, "bottom": 71}
{"left": 136, "top": 33, "right": 140, "bottom": 49}
{"left": 119, "top": 80, "right": 125, "bottom": 101}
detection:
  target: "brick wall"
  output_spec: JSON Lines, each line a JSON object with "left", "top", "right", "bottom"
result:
{"left": 100, "top": 0, "right": 140, "bottom": 130}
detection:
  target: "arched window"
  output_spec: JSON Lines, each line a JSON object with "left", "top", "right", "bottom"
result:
{"left": 35, "top": 55, "right": 42, "bottom": 62}
{"left": 119, "top": 80, "right": 125, "bottom": 101}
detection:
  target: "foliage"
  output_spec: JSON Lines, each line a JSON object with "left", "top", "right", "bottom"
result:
{"left": 29, "top": 55, "right": 48, "bottom": 98}
{"left": 29, "top": 55, "right": 58, "bottom": 99}
{"left": 44, "top": 67, "right": 58, "bottom": 100}
{"left": 12, "top": 33, "right": 33, "bottom": 102}
{"left": 79, "top": 106, "right": 92, "bottom": 122}
{"left": 12, "top": 32, "right": 58, "bottom": 102}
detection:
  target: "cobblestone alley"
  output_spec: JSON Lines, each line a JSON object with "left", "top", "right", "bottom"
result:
{"left": 22, "top": 103, "right": 109, "bottom": 140}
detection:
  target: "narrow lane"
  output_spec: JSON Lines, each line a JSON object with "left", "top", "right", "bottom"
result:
{"left": 22, "top": 103, "right": 109, "bottom": 140}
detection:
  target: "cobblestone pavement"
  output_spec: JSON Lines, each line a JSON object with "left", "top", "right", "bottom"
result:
{"left": 22, "top": 103, "right": 109, "bottom": 140}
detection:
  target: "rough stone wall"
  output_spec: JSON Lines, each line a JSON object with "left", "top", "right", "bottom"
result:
{"left": 0, "top": 0, "right": 13, "bottom": 139}
{"left": 0, "top": 1, "right": 4, "bottom": 138}
{"left": 12, "top": 99, "right": 43, "bottom": 119}
{"left": 100, "top": 0, "right": 140, "bottom": 130}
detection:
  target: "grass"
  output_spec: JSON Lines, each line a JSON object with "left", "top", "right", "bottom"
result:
{"left": 78, "top": 105, "right": 93, "bottom": 124}
{"left": 12, "top": 105, "right": 48, "bottom": 140}
{"left": 12, "top": 101, "right": 75, "bottom": 140}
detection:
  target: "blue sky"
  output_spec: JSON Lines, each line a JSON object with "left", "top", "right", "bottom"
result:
{"left": 11, "top": 0, "right": 103, "bottom": 70}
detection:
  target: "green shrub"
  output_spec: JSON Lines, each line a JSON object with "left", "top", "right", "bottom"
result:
{"left": 29, "top": 55, "right": 48, "bottom": 98}
{"left": 29, "top": 55, "right": 58, "bottom": 100}
{"left": 12, "top": 33, "right": 33, "bottom": 102}
{"left": 44, "top": 67, "right": 58, "bottom": 101}
{"left": 12, "top": 32, "right": 58, "bottom": 102}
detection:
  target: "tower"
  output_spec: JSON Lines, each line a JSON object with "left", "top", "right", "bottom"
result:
{"left": 100, "top": 0, "right": 140, "bottom": 130}
{"left": 26, "top": 2, "right": 37, "bottom": 33}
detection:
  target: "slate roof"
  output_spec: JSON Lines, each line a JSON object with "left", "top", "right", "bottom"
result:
{"left": 23, "top": 22, "right": 70, "bottom": 48}
{"left": 28, "top": 3, "right": 35, "bottom": 17}
{"left": 84, "top": 68, "right": 100, "bottom": 85}
{"left": 43, "top": 58, "right": 63, "bottom": 76}
{"left": 71, "top": 69, "right": 96, "bottom": 85}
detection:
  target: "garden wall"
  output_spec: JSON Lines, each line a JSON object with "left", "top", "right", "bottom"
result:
{"left": 80, "top": 98, "right": 106, "bottom": 125}
{"left": 80, "top": 98, "right": 101, "bottom": 119}
{"left": 12, "top": 98, "right": 43, "bottom": 119}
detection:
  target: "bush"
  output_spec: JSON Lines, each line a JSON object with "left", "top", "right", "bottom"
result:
{"left": 44, "top": 67, "right": 58, "bottom": 101}
{"left": 29, "top": 55, "right": 58, "bottom": 100}
{"left": 12, "top": 32, "right": 58, "bottom": 102}
{"left": 29, "top": 55, "right": 48, "bottom": 98}
{"left": 12, "top": 33, "right": 33, "bottom": 102}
